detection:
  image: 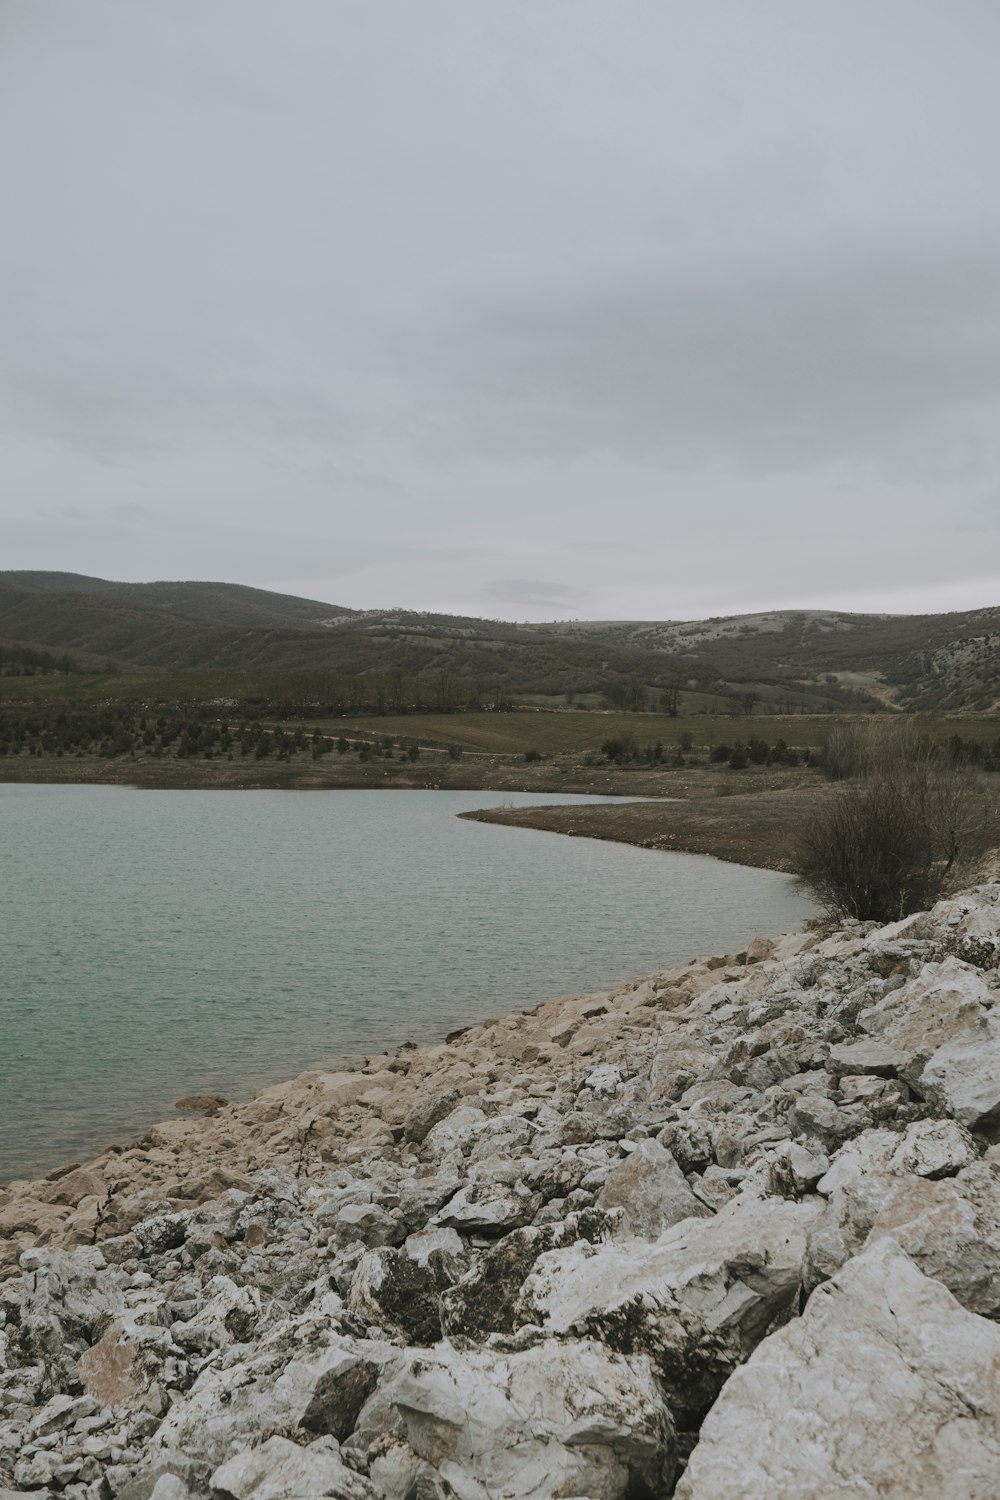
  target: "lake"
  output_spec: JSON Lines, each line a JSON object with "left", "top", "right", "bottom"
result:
{"left": 1, "top": 786, "right": 814, "bottom": 1181}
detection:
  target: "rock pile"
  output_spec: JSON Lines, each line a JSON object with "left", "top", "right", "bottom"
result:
{"left": 2, "top": 883, "right": 1000, "bottom": 1497}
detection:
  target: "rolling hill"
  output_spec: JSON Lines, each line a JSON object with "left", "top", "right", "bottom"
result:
{"left": 1, "top": 572, "right": 997, "bottom": 713}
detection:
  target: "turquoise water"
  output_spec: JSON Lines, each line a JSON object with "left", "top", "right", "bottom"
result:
{"left": 1, "top": 786, "right": 813, "bottom": 1181}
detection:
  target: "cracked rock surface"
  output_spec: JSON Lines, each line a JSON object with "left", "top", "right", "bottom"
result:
{"left": 2, "top": 883, "right": 1000, "bottom": 1496}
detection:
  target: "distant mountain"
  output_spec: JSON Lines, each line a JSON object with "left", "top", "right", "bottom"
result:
{"left": 1, "top": 572, "right": 997, "bottom": 712}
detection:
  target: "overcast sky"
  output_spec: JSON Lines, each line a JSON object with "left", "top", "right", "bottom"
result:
{"left": 3, "top": 2, "right": 1000, "bottom": 622}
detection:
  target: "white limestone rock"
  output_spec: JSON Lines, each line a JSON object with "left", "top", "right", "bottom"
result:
{"left": 519, "top": 1195, "right": 820, "bottom": 1426}
{"left": 347, "top": 1246, "right": 450, "bottom": 1345}
{"left": 170, "top": 1275, "right": 260, "bottom": 1355}
{"left": 209, "top": 1434, "right": 380, "bottom": 1499}
{"left": 349, "top": 1335, "right": 675, "bottom": 1500}
{"left": 868, "top": 1160, "right": 1000, "bottom": 1317}
{"left": 596, "top": 1139, "right": 710, "bottom": 1238}
{"left": 765, "top": 1140, "right": 830, "bottom": 1199}
{"left": 433, "top": 1180, "right": 539, "bottom": 1235}
{"left": 151, "top": 1327, "right": 393, "bottom": 1468}
{"left": 12, "top": 1245, "right": 125, "bottom": 1385}
{"left": 855, "top": 956, "right": 992, "bottom": 1089}
{"left": 918, "top": 1012, "right": 1000, "bottom": 1131}
{"left": 676, "top": 1238, "right": 1000, "bottom": 1499}
{"left": 420, "top": 1106, "right": 488, "bottom": 1161}
{"left": 887, "top": 1117, "right": 978, "bottom": 1178}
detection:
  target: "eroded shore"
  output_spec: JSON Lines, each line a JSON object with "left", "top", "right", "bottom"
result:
{"left": 2, "top": 880, "right": 999, "bottom": 1497}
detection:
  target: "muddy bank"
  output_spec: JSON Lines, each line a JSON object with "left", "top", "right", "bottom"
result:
{"left": 460, "top": 775, "right": 830, "bottom": 872}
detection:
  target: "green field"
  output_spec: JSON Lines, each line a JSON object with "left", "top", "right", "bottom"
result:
{"left": 338, "top": 709, "right": 1000, "bottom": 758}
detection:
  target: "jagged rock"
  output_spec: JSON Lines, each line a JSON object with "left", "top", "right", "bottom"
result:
{"left": 208, "top": 1434, "right": 380, "bottom": 1498}
{"left": 348, "top": 1247, "right": 452, "bottom": 1344}
{"left": 134, "top": 1211, "right": 192, "bottom": 1255}
{"left": 786, "top": 1094, "right": 867, "bottom": 1151}
{"left": 402, "top": 1090, "right": 462, "bottom": 1145}
{"left": 433, "top": 1179, "right": 539, "bottom": 1235}
{"left": 837, "top": 1072, "right": 908, "bottom": 1118}
{"left": 676, "top": 1238, "right": 1000, "bottom": 1499}
{"left": 519, "top": 1195, "right": 820, "bottom": 1427}
{"left": 649, "top": 1040, "right": 715, "bottom": 1102}
{"left": 174, "top": 1092, "right": 228, "bottom": 1116}
{"left": 440, "top": 1212, "right": 606, "bottom": 1340}
{"left": 420, "top": 1105, "right": 488, "bottom": 1160}
{"left": 395, "top": 1167, "right": 464, "bottom": 1232}
{"left": 170, "top": 1275, "right": 261, "bottom": 1354}
{"left": 807, "top": 1127, "right": 917, "bottom": 1285}
{"left": 951, "top": 902, "right": 1000, "bottom": 968}
{"left": 36, "top": 1165, "right": 108, "bottom": 1207}
{"left": 115, "top": 1465, "right": 206, "bottom": 1500}
{"left": 887, "top": 1117, "right": 977, "bottom": 1178}
{"left": 855, "top": 955, "right": 992, "bottom": 1089}
{"left": 327, "top": 1201, "right": 401, "bottom": 1250}
{"left": 402, "top": 1225, "right": 465, "bottom": 1268}
{"left": 349, "top": 1335, "right": 675, "bottom": 1500}
{"left": 583, "top": 1063, "right": 625, "bottom": 1095}
{"left": 79, "top": 1317, "right": 179, "bottom": 1409}
{"left": 596, "top": 1139, "right": 709, "bottom": 1238}
{"left": 826, "top": 1037, "right": 904, "bottom": 1077}
{"left": 149, "top": 1477, "right": 192, "bottom": 1500}
{"left": 11, "top": 1245, "right": 125, "bottom": 1386}
{"left": 917, "top": 1013, "right": 1000, "bottom": 1132}
{"left": 151, "top": 1328, "right": 392, "bottom": 1468}
{"left": 657, "top": 1117, "right": 714, "bottom": 1173}
{"left": 868, "top": 1161, "right": 1000, "bottom": 1316}
{"left": 765, "top": 1140, "right": 830, "bottom": 1199}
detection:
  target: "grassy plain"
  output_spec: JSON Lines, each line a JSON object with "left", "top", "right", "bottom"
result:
{"left": 324, "top": 708, "right": 1000, "bottom": 757}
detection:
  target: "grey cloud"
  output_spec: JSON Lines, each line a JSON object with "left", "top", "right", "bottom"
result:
{"left": 429, "top": 242, "right": 1000, "bottom": 473}
{"left": 484, "top": 579, "right": 588, "bottom": 612}
{"left": 2, "top": 2, "right": 999, "bottom": 619}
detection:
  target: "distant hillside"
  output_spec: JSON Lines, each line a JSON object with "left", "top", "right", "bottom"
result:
{"left": 1, "top": 572, "right": 997, "bottom": 713}
{"left": 533, "top": 607, "right": 1000, "bottom": 712}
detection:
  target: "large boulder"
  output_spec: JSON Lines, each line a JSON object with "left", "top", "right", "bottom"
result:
{"left": 347, "top": 1246, "right": 454, "bottom": 1344}
{"left": 676, "top": 1238, "right": 1000, "bottom": 1499}
{"left": 855, "top": 956, "right": 992, "bottom": 1090}
{"left": 348, "top": 1335, "right": 675, "bottom": 1500}
{"left": 867, "top": 1160, "right": 1000, "bottom": 1317}
{"left": 151, "top": 1326, "right": 393, "bottom": 1469}
{"left": 440, "top": 1212, "right": 607, "bottom": 1340}
{"left": 519, "top": 1196, "right": 820, "bottom": 1427}
{"left": 6, "top": 1246, "right": 125, "bottom": 1388}
{"left": 596, "top": 1140, "right": 710, "bottom": 1238}
{"left": 917, "top": 1013, "right": 1000, "bottom": 1133}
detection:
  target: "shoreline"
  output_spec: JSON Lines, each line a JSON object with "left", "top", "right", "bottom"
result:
{"left": 1, "top": 758, "right": 819, "bottom": 873}
{"left": 1, "top": 777, "right": 812, "bottom": 1190}
{"left": 1, "top": 882, "right": 999, "bottom": 1494}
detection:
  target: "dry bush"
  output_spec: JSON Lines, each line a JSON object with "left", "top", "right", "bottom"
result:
{"left": 797, "top": 722, "right": 998, "bottom": 921}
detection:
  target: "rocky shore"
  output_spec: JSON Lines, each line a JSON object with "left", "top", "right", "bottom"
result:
{"left": 2, "top": 884, "right": 1000, "bottom": 1498}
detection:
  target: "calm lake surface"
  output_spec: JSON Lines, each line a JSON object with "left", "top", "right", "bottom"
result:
{"left": 1, "top": 786, "right": 813, "bottom": 1181}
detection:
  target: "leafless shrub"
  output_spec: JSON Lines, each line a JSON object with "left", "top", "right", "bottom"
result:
{"left": 797, "top": 723, "right": 997, "bottom": 921}
{"left": 818, "top": 716, "right": 932, "bottom": 781}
